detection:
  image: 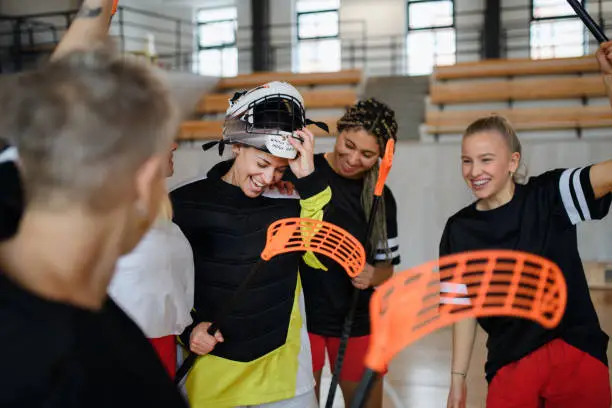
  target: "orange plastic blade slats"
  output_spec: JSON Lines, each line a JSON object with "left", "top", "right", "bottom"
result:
{"left": 374, "top": 139, "right": 395, "bottom": 197}
{"left": 364, "top": 250, "right": 567, "bottom": 372}
{"left": 260, "top": 217, "right": 365, "bottom": 278}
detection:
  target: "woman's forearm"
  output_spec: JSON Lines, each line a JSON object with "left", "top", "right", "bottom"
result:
{"left": 589, "top": 159, "right": 612, "bottom": 199}
{"left": 451, "top": 317, "right": 478, "bottom": 376}
{"left": 51, "top": 0, "right": 114, "bottom": 61}
{"left": 604, "top": 74, "right": 612, "bottom": 109}
{"left": 371, "top": 263, "right": 393, "bottom": 286}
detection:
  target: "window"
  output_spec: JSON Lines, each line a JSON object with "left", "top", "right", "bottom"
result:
{"left": 530, "top": 0, "right": 586, "bottom": 59}
{"left": 196, "top": 7, "right": 238, "bottom": 77}
{"left": 406, "top": 0, "right": 456, "bottom": 76}
{"left": 296, "top": 0, "right": 341, "bottom": 73}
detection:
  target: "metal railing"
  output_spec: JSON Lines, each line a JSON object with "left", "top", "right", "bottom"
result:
{"left": 0, "top": 2, "right": 610, "bottom": 76}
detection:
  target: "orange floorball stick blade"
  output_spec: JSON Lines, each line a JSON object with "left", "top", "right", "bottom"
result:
{"left": 374, "top": 139, "right": 395, "bottom": 197}
{"left": 363, "top": 249, "right": 567, "bottom": 372}
{"left": 111, "top": 0, "right": 119, "bottom": 16}
{"left": 260, "top": 217, "right": 365, "bottom": 278}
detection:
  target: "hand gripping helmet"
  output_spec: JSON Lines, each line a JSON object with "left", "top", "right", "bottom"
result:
{"left": 203, "top": 81, "right": 328, "bottom": 159}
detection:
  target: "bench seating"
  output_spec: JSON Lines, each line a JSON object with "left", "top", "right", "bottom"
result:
{"left": 424, "top": 105, "right": 612, "bottom": 134}
{"left": 432, "top": 55, "right": 599, "bottom": 81}
{"left": 425, "top": 55, "right": 612, "bottom": 137}
{"left": 178, "top": 117, "right": 339, "bottom": 140}
{"left": 430, "top": 75, "right": 606, "bottom": 104}
{"left": 216, "top": 69, "right": 362, "bottom": 91}
{"left": 196, "top": 89, "right": 357, "bottom": 114}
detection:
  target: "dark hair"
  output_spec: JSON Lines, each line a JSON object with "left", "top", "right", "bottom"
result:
{"left": 337, "top": 98, "right": 398, "bottom": 259}
{"left": 464, "top": 115, "right": 526, "bottom": 183}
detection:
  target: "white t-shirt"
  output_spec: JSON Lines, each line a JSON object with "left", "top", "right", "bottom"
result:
{"left": 109, "top": 218, "right": 194, "bottom": 339}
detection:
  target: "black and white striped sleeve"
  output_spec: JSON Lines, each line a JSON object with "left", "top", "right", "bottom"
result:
{"left": 438, "top": 220, "right": 471, "bottom": 305}
{"left": 374, "top": 186, "right": 401, "bottom": 266}
{"left": 558, "top": 166, "right": 611, "bottom": 225}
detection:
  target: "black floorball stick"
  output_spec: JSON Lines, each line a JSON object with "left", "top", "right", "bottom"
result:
{"left": 174, "top": 217, "right": 366, "bottom": 385}
{"left": 566, "top": 0, "right": 608, "bottom": 43}
{"left": 174, "top": 258, "right": 264, "bottom": 384}
{"left": 325, "top": 139, "right": 395, "bottom": 408}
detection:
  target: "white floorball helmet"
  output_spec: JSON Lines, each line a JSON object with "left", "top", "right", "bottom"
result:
{"left": 203, "top": 81, "right": 328, "bottom": 159}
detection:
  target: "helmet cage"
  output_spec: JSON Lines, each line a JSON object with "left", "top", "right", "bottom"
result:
{"left": 223, "top": 93, "right": 306, "bottom": 144}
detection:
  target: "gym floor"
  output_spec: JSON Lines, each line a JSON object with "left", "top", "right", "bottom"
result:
{"left": 318, "top": 289, "right": 612, "bottom": 407}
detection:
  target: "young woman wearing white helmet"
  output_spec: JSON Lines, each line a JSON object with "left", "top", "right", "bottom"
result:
{"left": 170, "top": 81, "right": 331, "bottom": 407}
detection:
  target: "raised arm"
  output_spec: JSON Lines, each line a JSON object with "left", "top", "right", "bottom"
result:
{"left": 589, "top": 161, "right": 612, "bottom": 199}
{"left": 50, "top": 0, "right": 116, "bottom": 61}
{"left": 597, "top": 41, "right": 612, "bottom": 108}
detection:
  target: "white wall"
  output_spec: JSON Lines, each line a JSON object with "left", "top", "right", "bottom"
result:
{"left": 169, "top": 138, "right": 612, "bottom": 271}
{"left": 339, "top": 0, "right": 406, "bottom": 75}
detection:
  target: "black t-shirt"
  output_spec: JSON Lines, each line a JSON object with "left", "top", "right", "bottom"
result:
{"left": 439, "top": 166, "right": 611, "bottom": 383}
{"left": 287, "top": 153, "right": 401, "bottom": 337}
{"left": 0, "top": 273, "right": 189, "bottom": 408}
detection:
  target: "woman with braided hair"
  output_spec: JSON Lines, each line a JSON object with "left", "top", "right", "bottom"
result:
{"left": 286, "top": 98, "right": 401, "bottom": 407}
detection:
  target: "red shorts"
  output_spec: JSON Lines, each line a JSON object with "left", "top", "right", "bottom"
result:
{"left": 487, "top": 338, "right": 611, "bottom": 408}
{"left": 149, "top": 335, "right": 176, "bottom": 379}
{"left": 308, "top": 332, "right": 387, "bottom": 382}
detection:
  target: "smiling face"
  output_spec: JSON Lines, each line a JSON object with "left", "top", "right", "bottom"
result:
{"left": 331, "top": 128, "right": 380, "bottom": 179}
{"left": 461, "top": 130, "right": 520, "bottom": 206}
{"left": 229, "top": 145, "right": 288, "bottom": 197}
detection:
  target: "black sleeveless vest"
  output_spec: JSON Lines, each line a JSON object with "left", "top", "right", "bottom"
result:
{"left": 171, "top": 160, "right": 302, "bottom": 362}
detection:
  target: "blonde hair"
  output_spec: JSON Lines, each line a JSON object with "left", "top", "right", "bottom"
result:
{"left": 337, "top": 98, "right": 398, "bottom": 258}
{"left": 463, "top": 115, "right": 527, "bottom": 184}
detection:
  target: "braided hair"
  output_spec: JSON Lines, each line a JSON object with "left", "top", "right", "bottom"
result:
{"left": 336, "top": 98, "right": 398, "bottom": 260}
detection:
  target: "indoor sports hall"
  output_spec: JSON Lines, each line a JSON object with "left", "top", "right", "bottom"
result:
{"left": 1, "top": 0, "right": 611, "bottom": 407}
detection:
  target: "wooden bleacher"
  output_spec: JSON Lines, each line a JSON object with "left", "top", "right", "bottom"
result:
{"left": 432, "top": 55, "right": 600, "bottom": 80}
{"left": 430, "top": 75, "right": 606, "bottom": 104}
{"left": 179, "top": 69, "right": 362, "bottom": 141}
{"left": 424, "top": 54, "right": 612, "bottom": 138}
{"left": 196, "top": 89, "right": 357, "bottom": 115}
{"left": 216, "top": 69, "right": 362, "bottom": 90}
{"left": 426, "top": 106, "right": 612, "bottom": 134}
{"left": 180, "top": 117, "right": 338, "bottom": 140}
